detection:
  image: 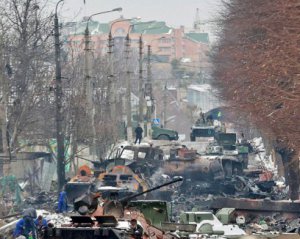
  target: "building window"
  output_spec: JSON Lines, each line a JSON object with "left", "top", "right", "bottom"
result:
{"left": 159, "top": 47, "right": 171, "bottom": 52}
{"left": 159, "top": 38, "right": 172, "bottom": 44}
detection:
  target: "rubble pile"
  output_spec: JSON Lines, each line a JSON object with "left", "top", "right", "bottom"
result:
{"left": 245, "top": 216, "right": 300, "bottom": 234}
{"left": 0, "top": 174, "right": 58, "bottom": 222}
{"left": 24, "top": 191, "right": 58, "bottom": 211}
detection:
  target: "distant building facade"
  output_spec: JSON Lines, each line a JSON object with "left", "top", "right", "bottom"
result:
{"left": 187, "top": 84, "right": 220, "bottom": 113}
{"left": 63, "top": 16, "right": 210, "bottom": 65}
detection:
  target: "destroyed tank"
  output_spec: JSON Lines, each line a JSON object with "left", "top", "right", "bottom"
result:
{"left": 162, "top": 135, "right": 248, "bottom": 182}
{"left": 209, "top": 132, "right": 251, "bottom": 173}
{"left": 163, "top": 151, "right": 225, "bottom": 181}
{"left": 44, "top": 177, "right": 183, "bottom": 239}
{"left": 66, "top": 164, "right": 149, "bottom": 206}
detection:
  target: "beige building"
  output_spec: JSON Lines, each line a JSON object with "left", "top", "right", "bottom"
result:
{"left": 63, "top": 16, "right": 210, "bottom": 66}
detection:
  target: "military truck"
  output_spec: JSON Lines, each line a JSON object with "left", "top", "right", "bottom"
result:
{"left": 152, "top": 125, "right": 179, "bottom": 141}
{"left": 190, "top": 124, "right": 216, "bottom": 141}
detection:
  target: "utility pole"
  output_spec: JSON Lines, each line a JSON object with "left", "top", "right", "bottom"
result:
{"left": 84, "top": 21, "right": 97, "bottom": 160}
{"left": 107, "top": 32, "right": 115, "bottom": 120}
{"left": 163, "top": 84, "right": 168, "bottom": 128}
{"left": 138, "top": 35, "right": 144, "bottom": 132}
{"left": 84, "top": 24, "right": 97, "bottom": 161}
{"left": 125, "top": 34, "right": 133, "bottom": 141}
{"left": 84, "top": 26, "right": 91, "bottom": 103}
{"left": 145, "top": 45, "right": 152, "bottom": 137}
{"left": 54, "top": 0, "right": 65, "bottom": 191}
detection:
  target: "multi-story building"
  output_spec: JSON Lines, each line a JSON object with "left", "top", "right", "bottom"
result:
{"left": 63, "top": 16, "right": 210, "bottom": 66}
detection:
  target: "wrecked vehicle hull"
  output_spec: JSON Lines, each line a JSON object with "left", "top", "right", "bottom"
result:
{"left": 162, "top": 155, "right": 244, "bottom": 181}
{"left": 44, "top": 179, "right": 183, "bottom": 239}
{"left": 44, "top": 227, "right": 127, "bottom": 239}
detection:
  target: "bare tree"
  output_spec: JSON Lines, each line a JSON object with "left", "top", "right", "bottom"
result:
{"left": 212, "top": 0, "right": 300, "bottom": 199}
{"left": 0, "top": 0, "right": 55, "bottom": 175}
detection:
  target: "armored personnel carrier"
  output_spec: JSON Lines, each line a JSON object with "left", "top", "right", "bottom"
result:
{"left": 190, "top": 123, "right": 216, "bottom": 142}
{"left": 44, "top": 178, "right": 183, "bottom": 239}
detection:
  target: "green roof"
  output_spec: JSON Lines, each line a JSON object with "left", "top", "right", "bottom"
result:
{"left": 131, "top": 21, "right": 172, "bottom": 34}
{"left": 98, "top": 23, "right": 110, "bottom": 34}
{"left": 65, "top": 19, "right": 172, "bottom": 35}
{"left": 67, "top": 21, "right": 109, "bottom": 35}
{"left": 185, "top": 33, "right": 209, "bottom": 44}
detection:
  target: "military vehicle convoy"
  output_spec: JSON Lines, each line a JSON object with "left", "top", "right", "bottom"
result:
{"left": 188, "top": 116, "right": 251, "bottom": 176}
{"left": 109, "top": 125, "right": 251, "bottom": 183}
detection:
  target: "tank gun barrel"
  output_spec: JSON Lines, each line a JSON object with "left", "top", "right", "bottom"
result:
{"left": 120, "top": 176, "right": 183, "bottom": 203}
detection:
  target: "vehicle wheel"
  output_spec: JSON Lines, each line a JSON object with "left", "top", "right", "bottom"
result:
{"left": 158, "top": 134, "right": 170, "bottom": 140}
{"left": 223, "top": 161, "right": 232, "bottom": 177}
{"left": 190, "top": 136, "right": 196, "bottom": 141}
{"left": 234, "top": 179, "right": 247, "bottom": 192}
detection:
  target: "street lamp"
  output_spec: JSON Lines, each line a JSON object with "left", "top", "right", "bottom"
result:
{"left": 109, "top": 17, "right": 140, "bottom": 37}
{"left": 84, "top": 7, "right": 123, "bottom": 98}
{"left": 83, "top": 7, "right": 122, "bottom": 160}
{"left": 85, "top": 8, "right": 122, "bottom": 44}
{"left": 86, "top": 7, "right": 123, "bottom": 30}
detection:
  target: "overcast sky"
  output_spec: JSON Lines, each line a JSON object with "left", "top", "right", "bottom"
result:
{"left": 58, "top": 0, "right": 222, "bottom": 29}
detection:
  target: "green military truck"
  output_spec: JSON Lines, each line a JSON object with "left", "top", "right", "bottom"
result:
{"left": 151, "top": 125, "right": 179, "bottom": 141}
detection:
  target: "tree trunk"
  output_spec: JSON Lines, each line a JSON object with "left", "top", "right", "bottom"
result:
{"left": 288, "top": 154, "right": 299, "bottom": 200}
{"left": 279, "top": 148, "right": 299, "bottom": 200}
{"left": 0, "top": 69, "right": 10, "bottom": 176}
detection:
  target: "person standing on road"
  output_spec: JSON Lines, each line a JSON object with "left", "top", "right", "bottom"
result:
{"left": 58, "top": 186, "right": 68, "bottom": 213}
{"left": 134, "top": 124, "right": 143, "bottom": 144}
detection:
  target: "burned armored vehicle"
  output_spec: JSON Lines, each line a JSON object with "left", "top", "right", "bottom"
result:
{"left": 163, "top": 132, "right": 251, "bottom": 183}
{"left": 65, "top": 163, "right": 150, "bottom": 207}
{"left": 115, "top": 144, "right": 164, "bottom": 161}
{"left": 44, "top": 178, "right": 183, "bottom": 239}
{"left": 211, "top": 132, "right": 251, "bottom": 172}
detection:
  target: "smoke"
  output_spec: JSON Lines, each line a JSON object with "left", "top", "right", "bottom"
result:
{"left": 149, "top": 168, "right": 169, "bottom": 186}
